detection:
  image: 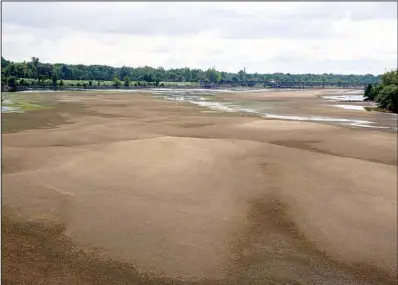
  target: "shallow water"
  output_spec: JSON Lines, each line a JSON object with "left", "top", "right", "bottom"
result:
{"left": 147, "top": 89, "right": 397, "bottom": 132}
{"left": 323, "top": 95, "right": 365, "bottom": 101}
{"left": 332, "top": 105, "right": 366, "bottom": 111}
{"left": 7, "top": 88, "right": 397, "bottom": 131}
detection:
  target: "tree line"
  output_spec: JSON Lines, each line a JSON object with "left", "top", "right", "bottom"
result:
{"left": 2, "top": 56, "right": 381, "bottom": 91}
{"left": 363, "top": 69, "right": 398, "bottom": 113}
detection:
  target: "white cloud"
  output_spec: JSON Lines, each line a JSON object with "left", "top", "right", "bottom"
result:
{"left": 2, "top": 2, "right": 397, "bottom": 74}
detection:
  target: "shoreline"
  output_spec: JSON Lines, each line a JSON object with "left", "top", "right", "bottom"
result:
{"left": 2, "top": 89, "right": 396, "bottom": 131}
{"left": 2, "top": 84, "right": 366, "bottom": 93}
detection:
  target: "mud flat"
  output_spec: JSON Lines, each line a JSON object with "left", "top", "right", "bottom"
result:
{"left": 2, "top": 91, "right": 397, "bottom": 285}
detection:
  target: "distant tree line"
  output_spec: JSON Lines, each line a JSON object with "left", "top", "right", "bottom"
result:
{"left": 363, "top": 69, "right": 398, "bottom": 113}
{"left": 2, "top": 56, "right": 381, "bottom": 91}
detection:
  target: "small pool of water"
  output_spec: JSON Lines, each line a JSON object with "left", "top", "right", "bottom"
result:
{"left": 323, "top": 95, "right": 364, "bottom": 102}
{"left": 331, "top": 105, "right": 367, "bottom": 111}
{"left": 149, "top": 89, "right": 396, "bottom": 131}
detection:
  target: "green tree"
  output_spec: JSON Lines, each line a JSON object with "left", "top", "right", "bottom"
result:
{"left": 205, "top": 68, "right": 221, "bottom": 83}
{"left": 143, "top": 73, "right": 153, "bottom": 83}
{"left": 8, "top": 76, "right": 18, "bottom": 91}
{"left": 5, "top": 63, "right": 18, "bottom": 77}
{"left": 381, "top": 70, "right": 398, "bottom": 85}
{"left": 364, "top": 84, "right": 373, "bottom": 101}
{"left": 370, "top": 84, "right": 383, "bottom": 101}
{"left": 52, "top": 74, "right": 58, "bottom": 86}
{"left": 31, "top": 57, "right": 40, "bottom": 80}
{"left": 59, "top": 80, "right": 64, "bottom": 86}
{"left": 375, "top": 84, "right": 398, "bottom": 113}
{"left": 364, "top": 69, "right": 398, "bottom": 113}
{"left": 1, "top": 57, "right": 10, "bottom": 69}
{"left": 238, "top": 70, "right": 245, "bottom": 81}
{"left": 113, "top": 76, "right": 122, "bottom": 87}
{"left": 0, "top": 56, "right": 385, "bottom": 88}
{"left": 123, "top": 76, "right": 131, "bottom": 87}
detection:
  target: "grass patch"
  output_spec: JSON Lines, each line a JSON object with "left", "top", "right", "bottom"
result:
{"left": 3, "top": 97, "right": 50, "bottom": 112}
{"left": 8, "top": 100, "right": 49, "bottom": 111}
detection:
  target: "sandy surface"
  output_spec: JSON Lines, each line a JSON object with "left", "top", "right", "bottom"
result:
{"left": 2, "top": 90, "right": 397, "bottom": 285}
{"left": 218, "top": 89, "right": 397, "bottom": 131}
{"left": 222, "top": 88, "right": 359, "bottom": 99}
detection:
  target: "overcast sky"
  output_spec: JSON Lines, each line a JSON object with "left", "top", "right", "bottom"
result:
{"left": 2, "top": 2, "right": 397, "bottom": 74}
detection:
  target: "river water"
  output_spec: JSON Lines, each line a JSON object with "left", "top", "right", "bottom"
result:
{"left": 3, "top": 88, "right": 397, "bottom": 132}
{"left": 148, "top": 88, "right": 397, "bottom": 132}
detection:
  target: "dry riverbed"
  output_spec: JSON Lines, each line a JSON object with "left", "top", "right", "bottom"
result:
{"left": 2, "top": 90, "right": 397, "bottom": 285}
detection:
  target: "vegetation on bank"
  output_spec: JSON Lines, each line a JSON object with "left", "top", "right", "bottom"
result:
{"left": 363, "top": 69, "right": 398, "bottom": 113}
{"left": 2, "top": 56, "right": 381, "bottom": 91}
{"left": 10, "top": 78, "right": 200, "bottom": 88}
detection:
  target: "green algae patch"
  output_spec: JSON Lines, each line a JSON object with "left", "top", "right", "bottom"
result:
{"left": 6, "top": 98, "right": 50, "bottom": 112}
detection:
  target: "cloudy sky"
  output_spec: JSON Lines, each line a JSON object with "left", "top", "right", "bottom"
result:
{"left": 2, "top": 2, "right": 397, "bottom": 74}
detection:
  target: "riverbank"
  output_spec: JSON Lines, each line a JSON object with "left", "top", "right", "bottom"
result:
{"left": 2, "top": 90, "right": 396, "bottom": 284}
{"left": 2, "top": 83, "right": 366, "bottom": 93}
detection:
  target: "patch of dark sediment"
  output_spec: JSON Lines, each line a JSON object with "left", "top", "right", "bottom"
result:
{"left": 1, "top": 206, "right": 226, "bottom": 285}
{"left": 228, "top": 194, "right": 397, "bottom": 285}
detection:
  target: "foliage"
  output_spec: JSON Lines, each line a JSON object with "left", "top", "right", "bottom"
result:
{"left": 7, "top": 76, "right": 17, "bottom": 90}
{"left": 364, "top": 84, "right": 373, "bottom": 101}
{"left": 365, "top": 69, "right": 398, "bottom": 113}
{"left": 1, "top": 56, "right": 382, "bottom": 90}
{"left": 143, "top": 72, "right": 153, "bottom": 83}
{"left": 205, "top": 68, "right": 222, "bottom": 83}
{"left": 113, "top": 76, "right": 122, "bottom": 87}
{"left": 52, "top": 74, "right": 58, "bottom": 86}
{"left": 155, "top": 77, "right": 160, "bottom": 86}
{"left": 375, "top": 84, "right": 398, "bottom": 113}
{"left": 380, "top": 70, "right": 398, "bottom": 85}
{"left": 123, "top": 76, "right": 131, "bottom": 87}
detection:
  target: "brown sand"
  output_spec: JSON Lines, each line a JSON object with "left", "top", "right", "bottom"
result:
{"left": 2, "top": 91, "right": 397, "bottom": 285}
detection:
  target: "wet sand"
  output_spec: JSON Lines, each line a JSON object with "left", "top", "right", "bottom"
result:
{"left": 217, "top": 89, "right": 397, "bottom": 131}
{"left": 2, "top": 90, "right": 397, "bottom": 284}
